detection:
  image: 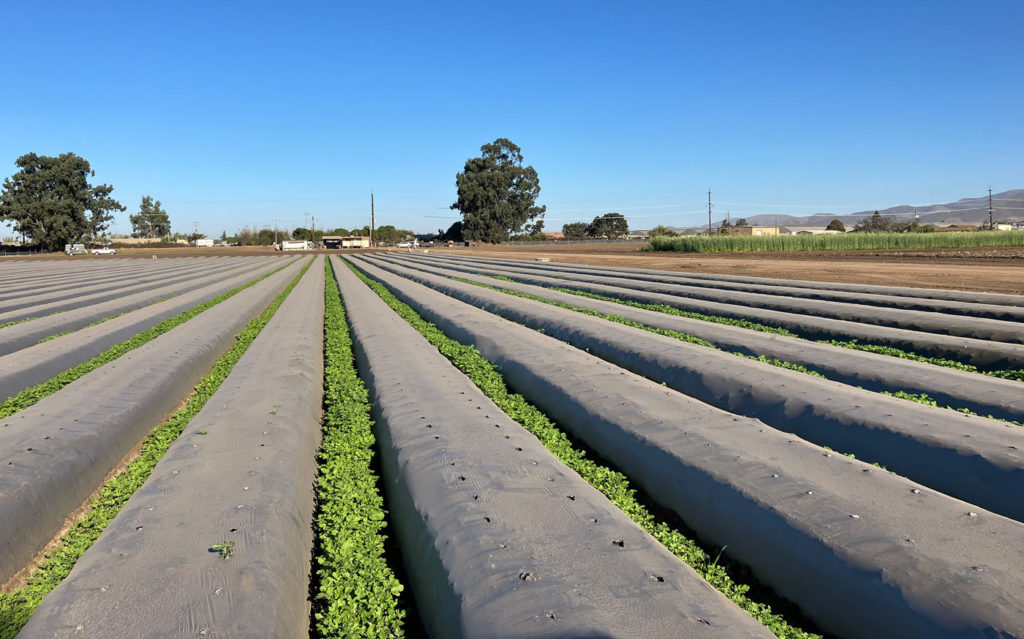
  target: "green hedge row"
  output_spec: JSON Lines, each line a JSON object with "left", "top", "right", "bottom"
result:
{"left": 348, "top": 260, "right": 819, "bottom": 639}
{"left": 0, "top": 259, "right": 313, "bottom": 638}
{"left": 311, "top": 259, "right": 405, "bottom": 638}
{"left": 647, "top": 230, "right": 1024, "bottom": 253}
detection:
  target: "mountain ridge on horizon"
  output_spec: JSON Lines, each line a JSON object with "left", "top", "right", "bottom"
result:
{"left": 660, "top": 189, "right": 1024, "bottom": 231}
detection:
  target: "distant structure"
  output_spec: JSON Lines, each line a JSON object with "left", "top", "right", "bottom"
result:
{"left": 724, "top": 226, "right": 780, "bottom": 237}
{"left": 322, "top": 236, "right": 371, "bottom": 249}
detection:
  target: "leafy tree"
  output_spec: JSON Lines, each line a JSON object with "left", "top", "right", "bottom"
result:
{"left": 439, "top": 221, "right": 464, "bottom": 242}
{"left": 826, "top": 219, "right": 846, "bottom": 232}
{"left": 587, "top": 212, "right": 629, "bottom": 239}
{"left": 129, "top": 196, "right": 170, "bottom": 238}
{"left": 853, "top": 211, "right": 896, "bottom": 233}
{"left": 0, "top": 152, "right": 125, "bottom": 251}
{"left": 451, "top": 138, "right": 545, "bottom": 243}
{"left": 562, "top": 222, "right": 589, "bottom": 239}
{"left": 735, "top": 218, "right": 748, "bottom": 227}
{"left": 648, "top": 225, "right": 677, "bottom": 237}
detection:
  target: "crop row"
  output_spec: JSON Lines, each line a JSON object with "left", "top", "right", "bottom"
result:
{"left": 313, "top": 258, "right": 406, "bottom": 636}
{"left": 0, "top": 258, "right": 295, "bottom": 415}
{"left": 343, "top": 258, "right": 817, "bottom": 637}
{"left": 2, "top": 258, "right": 313, "bottom": 637}
{"left": 411, "top": 252, "right": 1024, "bottom": 371}
{"left": 369, "top": 254, "right": 1024, "bottom": 425}
{"left": 647, "top": 229, "right": 1024, "bottom": 252}
{"left": 344, "top": 253, "right": 1024, "bottom": 638}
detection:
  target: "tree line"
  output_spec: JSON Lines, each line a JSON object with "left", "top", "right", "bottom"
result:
{"left": 0, "top": 152, "right": 417, "bottom": 250}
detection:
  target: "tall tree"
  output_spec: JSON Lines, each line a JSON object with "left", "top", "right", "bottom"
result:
{"left": 130, "top": 196, "right": 171, "bottom": 238}
{"left": 826, "top": 219, "right": 846, "bottom": 232}
{"left": 562, "top": 222, "right": 589, "bottom": 239}
{"left": 587, "top": 212, "right": 629, "bottom": 239}
{"left": 0, "top": 152, "right": 124, "bottom": 251}
{"left": 451, "top": 138, "right": 545, "bottom": 243}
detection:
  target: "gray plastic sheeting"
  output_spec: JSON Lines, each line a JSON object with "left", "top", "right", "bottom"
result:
{"left": 407, "top": 254, "right": 1024, "bottom": 369}
{"left": 0, "top": 257, "right": 307, "bottom": 584}
{"left": 438, "top": 253, "right": 1024, "bottom": 313}
{"left": 0, "top": 258, "right": 256, "bottom": 322}
{"left": 412, "top": 256, "right": 1024, "bottom": 343}
{"left": 19, "top": 258, "right": 324, "bottom": 639}
{"left": 349, "top": 256, "right": 1024, "bottom": 523}
{"left": 372, "top": 254, "right": 1024, "bottom": 423}
{"left": 0, "top": 258, "right": 293, "bottom": 400}
{"left": 0, "top": 257, "right": 282, "bottom": 356}
{"left": 335, "top": 256, "right": 774, "bottom": 639}
{"left": 346, "top": 256, "right": 1024, "bottom": 639}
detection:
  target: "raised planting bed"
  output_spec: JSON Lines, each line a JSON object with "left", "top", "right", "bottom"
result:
{"left": 334, "top": 256, "right": 779, "bottom": 639}
{"left": 349, "top": 256, "right": 1024, "bottom": 523}
{"left": 409, "top": 254, "right": 1024, "bottom": 370}
{"left": 413, "top": 255, "right": 1024, "bottom": 343}
{"left": 435, "top": 253, "right": 1024, "bottom": 312}
{"left": 347, "top": 255, "right": 1024, "bottom": 639}
{"left": 0, "top": 257, "right": 310, "bottom": 584}
{"left": 18, "top": 258, "right": 324, "bottom": 637}
{"left": 371, "top": 254, "right": 1024, "bottom": 423}
{"left": 1, "top": 258, "right": 314, "bottom": 637}
{"left": 0, "top": 256, "right": 284, "bottom": 355}
{"left": 0, "top": 258, "right": 296, "bottom": 401}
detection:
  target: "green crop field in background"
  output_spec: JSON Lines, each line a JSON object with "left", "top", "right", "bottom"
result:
{"left": 646, "top": 231, "right": 1024, "bottom": 253}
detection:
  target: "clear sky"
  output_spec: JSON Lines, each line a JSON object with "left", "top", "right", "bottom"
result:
{"left": 1, "top": 0, "right": 1021, "bottom": 237}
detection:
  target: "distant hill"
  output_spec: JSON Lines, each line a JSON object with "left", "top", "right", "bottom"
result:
{"left": 646, "top": 190, "right": 1024, "bottom": 233}
{"left": 742, "top": 190, "right": 1024, "bottom": 228}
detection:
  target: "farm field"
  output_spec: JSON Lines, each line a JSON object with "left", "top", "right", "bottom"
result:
{"left": 426, "top": 240, "right": 1024, "bottom": 295}
{"left": 2, "top": 252, "right": 1024, "bottom": 638}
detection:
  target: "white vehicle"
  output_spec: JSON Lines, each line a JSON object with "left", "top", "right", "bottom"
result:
{"left": 193, "top": 238, "right": 215, "bottom": 248}
{"left": 64, "top": 243, "right": 87, "bottom": 255}
{"left": 279, "top": 240, "right": 308, "bottom": 251}
{"left": 91, "top": 247, "right": 117, "bottom": 255}
{"left": 396, "top": 240, "right": 419, "bottom": 248}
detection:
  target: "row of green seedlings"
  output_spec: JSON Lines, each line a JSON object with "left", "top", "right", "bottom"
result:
{"left": 0, "top": 260, "right": 297, "bottom": 419}
{"left": 449, "top": 276, "right": 826, "bottom": 379}
{"left": 478, "top": 275, "right": 1024, "bottom": 423}
{"left": 480, "top": 273, "right": 1024, "bottom": 384}
{"left": 311, "top": 259, "right": 406, "bottom": 638}
{"left": 646, "top": 230, "right": 1024, "bottom": 253}
{"left": 346, "top": 260, "right": 820, "bottom": 639}
{"left": 0, "top": 259, "right": 313, "bottom": 638}
{"left": 481, "top": 276, "right": 1020, "bottom": 377}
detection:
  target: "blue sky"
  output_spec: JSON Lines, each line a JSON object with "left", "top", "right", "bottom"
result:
{"left": 1, "top": 0, "right": 1021, "bottom": 237}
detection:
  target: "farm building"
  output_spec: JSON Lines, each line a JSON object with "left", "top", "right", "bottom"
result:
{"left": 724, "top": 226, "right": 780, "bottom": 236}
{"left": 322, "top": 236, "right": 371, "bottom": 249}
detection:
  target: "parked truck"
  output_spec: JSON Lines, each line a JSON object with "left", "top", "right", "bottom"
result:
{"left": 64, "top": 243, "right": 87, "bottom": 255}
{"left": 279, "top": 240, "right": 307, "bottom": 251}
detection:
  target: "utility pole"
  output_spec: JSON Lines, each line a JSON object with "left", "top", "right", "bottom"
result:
{"left": 311, "top": 216, "right": 316, "bottom": 241}
{"left": 707, "top": 189, "right": 713, "bottom": 236}
{"left": 371, "top": 192, "right": 376, "bottom": 248}
{"left": 989, "top": 187, "right": 994, "bottom": 230}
